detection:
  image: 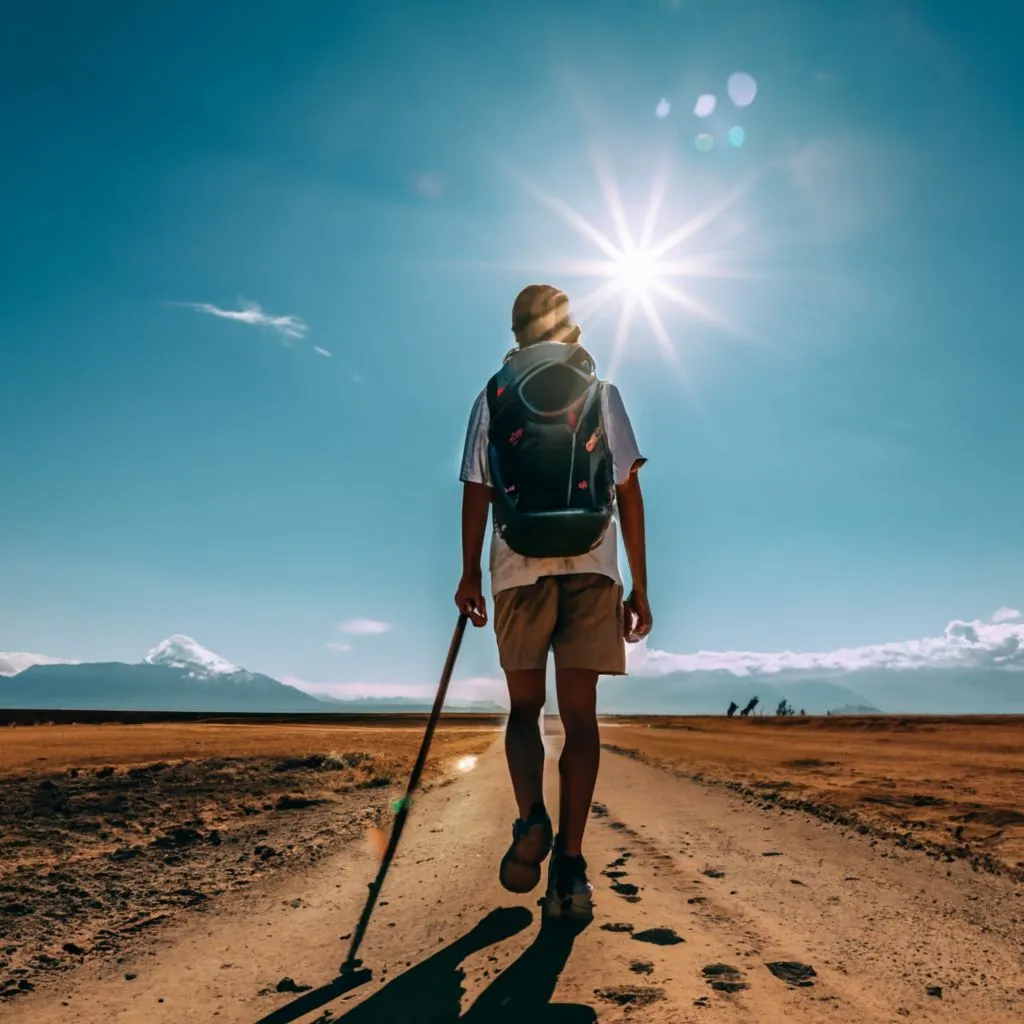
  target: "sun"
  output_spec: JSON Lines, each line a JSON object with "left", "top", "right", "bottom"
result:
{"left": 612, "top": 245, "right": 661, "bottom": 297}
{"left": 502, "top": 149, "right": 761, "bottom": 378}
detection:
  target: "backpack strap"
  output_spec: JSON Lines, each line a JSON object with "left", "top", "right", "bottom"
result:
{"left": 486, "top": 341, "right": 597, "bottom": 420}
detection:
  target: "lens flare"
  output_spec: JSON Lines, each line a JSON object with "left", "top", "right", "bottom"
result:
{"left": 729, "top": 126, "right": 746, "bottom": 147}
{"left": 694, "top": 93, "right": 717, "bottom": 117}
{"left": 727, "top": 72, "right": 757, "bottom": 108}
{"left": 456, "top": 755, "right": 478, "bottom": 772}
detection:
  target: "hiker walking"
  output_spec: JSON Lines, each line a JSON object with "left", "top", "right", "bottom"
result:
{"left": 455, "top": 283, "right": 652, "bottom": 919}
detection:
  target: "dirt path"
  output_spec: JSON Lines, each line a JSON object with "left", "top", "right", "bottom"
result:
{"left": 7, "top": 738, "right": 1022, "bottom": 1023}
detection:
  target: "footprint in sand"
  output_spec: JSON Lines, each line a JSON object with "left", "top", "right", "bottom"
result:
{"left": 600, "top": 922, "right": 634, "bottom": 933}
{"left": 602, "top": 870, "right": 629, "bottom": 879}
{"left": 610, "top": 881, "right": 641, "bottom": 902}
{"left": 632, "top": 927, "right": 684, "bottom": 946}
{"left": 629, "top": 961, "right": 654, "bottom": 975}
{"left": 702, "top": 963, "right": 748, "bottom": 993}
{"left": 594, "top": 985, "right": 666, "bottom": 1008}
{"left": 766, "top": 961, "right": 817, "bottom": 987}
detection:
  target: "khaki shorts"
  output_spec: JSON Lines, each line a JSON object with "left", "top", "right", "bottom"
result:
{"left": 493, "top": 573, "right": 626, "bottom": 675}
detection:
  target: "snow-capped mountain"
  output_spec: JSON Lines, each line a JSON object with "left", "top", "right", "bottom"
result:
{"left": 144, "top": 635, "right": 239, "bottom": 677}
{"left": 0, "top": 652, "right": 80, "bottom": 676}
{"left": 1, "top": 635, "right": 322, "bottom": 712}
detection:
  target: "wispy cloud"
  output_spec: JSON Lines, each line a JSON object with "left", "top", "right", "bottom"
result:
{"left": 313, "top": 346, "right": 332, "bottom": 358}
{"left": 337, "top": 618, "right": 392, "bottom": 636}
{"left": 176, "top": 301, "right": 308, "bottom": 341}
{"left": 627, "top": 608, "right": 1024, "bottom": 678}
{"left": 411, "top": 173, "right": 445, "bottom": 201}
{"left": 325, "top": 641, "right": 352, "bottom": 653}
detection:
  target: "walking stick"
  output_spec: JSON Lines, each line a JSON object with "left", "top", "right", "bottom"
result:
{"left": 340, "top": 612, "right": 469, "bottom": 975}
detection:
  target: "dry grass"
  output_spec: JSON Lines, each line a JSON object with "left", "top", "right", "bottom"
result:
{"left": 0, "top": 721, "right": 498, "bottom": 778}
{"left": 600, "top": 716, "right": 1024, "bottom": 872}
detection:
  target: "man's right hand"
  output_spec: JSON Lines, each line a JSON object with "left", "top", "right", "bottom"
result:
{"left": 455, "top": 572, "right": 488, "bottom": 627}
{"left": 624, "top": 588, "right": 652, "bottom": 643}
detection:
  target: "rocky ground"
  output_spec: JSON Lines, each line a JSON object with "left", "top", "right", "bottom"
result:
{"left": 0, "top": 744, "right": 484, "bottom": 1001}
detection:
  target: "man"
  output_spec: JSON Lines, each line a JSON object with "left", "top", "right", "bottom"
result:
{"left": 455, "top": 283, "right": 652, "bottom": 920}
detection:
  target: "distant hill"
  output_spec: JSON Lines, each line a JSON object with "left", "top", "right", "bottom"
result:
{"left": 827, "top": 703, "right": 883, "bottom": 716}
{"left": 315, "top": 695, "right": 507, "bottom": 714}
{"left": 598, "top": 670, "right": 876, "bottom": 716}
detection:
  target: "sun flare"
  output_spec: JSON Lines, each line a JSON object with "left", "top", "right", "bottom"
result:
{"left": 504, "top": 149, "right": 763, "bottom": 379}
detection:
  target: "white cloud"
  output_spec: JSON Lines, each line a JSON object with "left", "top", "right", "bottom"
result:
{"left": 991, "top": 607, "right": 1021, "bottom": 624}
{"left": 627, "top": 611, "right": 1024, "bottom": 679}
{"left": 284, "top": 675, "right": 505, "bottom": 706}
{"left": 337, "top": 618, "right": 392, "bottom": 636}
{"left": 325, "top": 641, "right": 352, "bottom": 653}
{"left": 177, "top": 301, "right": 308, "bottom": 341}
{"left": 313, "top": 346, "right": 332, "bottom": 358}
{"left": 0, "top": 652, "right": 79, "bottom": 676}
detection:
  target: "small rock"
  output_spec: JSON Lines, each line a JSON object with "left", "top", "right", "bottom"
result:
{"left": 62, "top": 943, "right": 86, "bottom": 956}
{"left": 629, "top": 961, "right": 654, "bottom": 975}
{"left": 125, "top": 973, "right": 137, "bottom": 981}
{"left": 926, "top": 985, "right": 942, "bottom": 999}
{"left": 152, "top": 827, "right": 203, "bottom": 849}
{"left": 600, "top": 922, "right": 634, "bottom": 933}
{"left": 276, "top": 977, "right": 312, "bottom": 993}
{"left": 2, "top": 903, "right": 34, "bottom": 917}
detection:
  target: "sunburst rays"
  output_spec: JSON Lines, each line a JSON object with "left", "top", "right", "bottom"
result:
{"left": 502, "top": 148, "right": 767, "bottom": 377}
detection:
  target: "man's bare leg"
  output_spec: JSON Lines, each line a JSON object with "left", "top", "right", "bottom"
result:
{"left": 503, "top": 669, "right": 547, "bottom": 819}
{"left": 553, "top": 666, "right": 600, "bottom": 858}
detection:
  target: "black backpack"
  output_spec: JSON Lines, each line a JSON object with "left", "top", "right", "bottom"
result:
{"left": 486, "top": 340, "right": 615, "bottom": 558}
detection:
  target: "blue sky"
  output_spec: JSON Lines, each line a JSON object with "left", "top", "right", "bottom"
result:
{"left": 2, "top": 0, "right": 1023, "bottom": 702}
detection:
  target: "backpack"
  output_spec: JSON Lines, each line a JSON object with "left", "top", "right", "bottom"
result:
{"left": 486, "top": 340, "right": 615, "bottom": 558}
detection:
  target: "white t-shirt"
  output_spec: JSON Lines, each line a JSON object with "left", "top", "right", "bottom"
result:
{"left": 459, "top": 380, "right": 645, "bottom": 596}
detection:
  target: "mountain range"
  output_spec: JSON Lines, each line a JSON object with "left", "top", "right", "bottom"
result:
{"left": 0, "top": 636, "right": 504, "bottom": 714}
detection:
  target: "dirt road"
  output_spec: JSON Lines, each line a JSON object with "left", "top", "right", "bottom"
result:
{"left": 8, "top": 735, "right": 1023, "bottom": 1023}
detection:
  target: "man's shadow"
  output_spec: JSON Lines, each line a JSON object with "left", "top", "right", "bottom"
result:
{"left": 256, "top": 905, "right": 595, "bottom": 1024}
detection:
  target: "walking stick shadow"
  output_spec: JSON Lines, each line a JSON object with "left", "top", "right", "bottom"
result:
{"left": 326, "top": 906, "right": 595, "bottom": 1023}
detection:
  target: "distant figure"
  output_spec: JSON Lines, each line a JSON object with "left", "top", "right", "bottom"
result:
{"left": 727, "top": 701, "right": 739, "bottom": 718}
{"left": 455, "top": 283, "right": 652, "bottom": 921}
{"left": 740, "top": 696, "right": 759, "bottom": 717}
